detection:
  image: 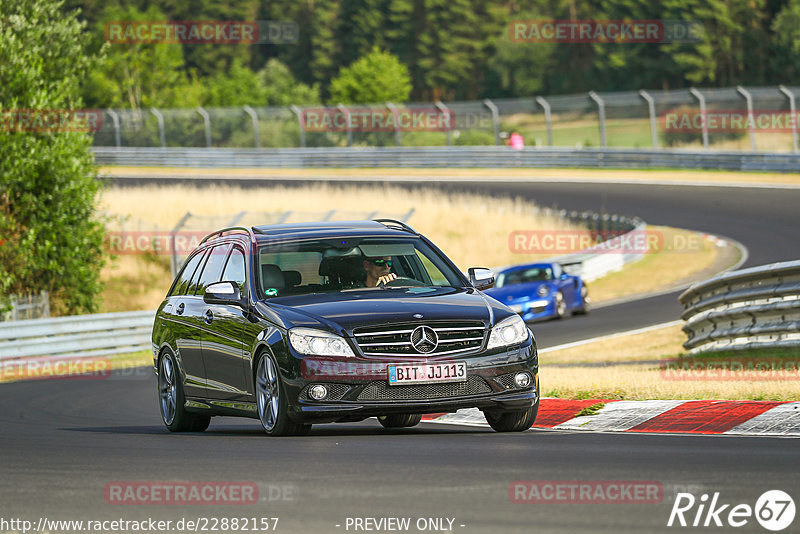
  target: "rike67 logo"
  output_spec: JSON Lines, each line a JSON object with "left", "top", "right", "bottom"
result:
{"left": 668, "top": 490, "right": 795, "bottom": 531}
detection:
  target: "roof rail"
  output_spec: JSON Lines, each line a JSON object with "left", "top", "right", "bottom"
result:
{"left": 199, "top": 227, "right": 256, "bottom": 245}
{"left": 373, "top": 218, "right": 417, "bottom": 234}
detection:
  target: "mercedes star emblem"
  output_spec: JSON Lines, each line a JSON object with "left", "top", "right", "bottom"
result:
{"left": 410, "top": 325, "right": 438, "bottom": 353}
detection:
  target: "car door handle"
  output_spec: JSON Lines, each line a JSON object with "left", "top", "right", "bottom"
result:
{"left": 176, "top": 303, "right": 185, "bottom": 315}
{"left": 204, "top": 309, "right": 213, "bottom": 324}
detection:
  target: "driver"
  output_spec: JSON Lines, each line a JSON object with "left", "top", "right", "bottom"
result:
{"left": 363, "top": 256, "right": 397, "bottom": 287}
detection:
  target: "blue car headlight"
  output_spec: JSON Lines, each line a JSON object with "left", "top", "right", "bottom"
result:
{"left": 537, "top": 285, "right": 550, "bottom": 297}
{"left": 487, "top": 315, "right": 529, "bottom": 350}
{"left": 288, "top": 328, "right": 355, "bottom": 357}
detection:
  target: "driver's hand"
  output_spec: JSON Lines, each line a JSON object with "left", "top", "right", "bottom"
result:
{"left": 376, "top": 273, "right": 397, "bottom": 286}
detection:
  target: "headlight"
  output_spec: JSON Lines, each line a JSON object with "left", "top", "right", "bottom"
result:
{"left": 288, "top": 328, "right": 355, "bottom": 357}
{"left": 487, "top": 315, "right": 529, "bottom": 350}
{"left": 537, "top": 285, "right": 550, "bottom": 297}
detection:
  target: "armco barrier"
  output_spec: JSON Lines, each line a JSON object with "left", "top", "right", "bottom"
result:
{"left": 679, "top": 260, "right": 800, "bottom": 353}
{"left": 93, "top": 146, "right": 800, "bottom": 172}
{"left": 0, "top": 311, "right": 154, "bottom": 363}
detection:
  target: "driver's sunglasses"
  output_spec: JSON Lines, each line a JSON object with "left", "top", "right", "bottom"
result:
{"left": 370, "top": 259, "right": 392, "bottom": 267}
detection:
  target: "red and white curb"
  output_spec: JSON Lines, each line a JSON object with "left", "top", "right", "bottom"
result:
{"left": 421, "top": 399, "right": 800, "bottom": 436}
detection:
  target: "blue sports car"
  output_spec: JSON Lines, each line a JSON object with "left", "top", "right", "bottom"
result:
{"left": 484, "top": 262, "right": 590, "bottom": 322}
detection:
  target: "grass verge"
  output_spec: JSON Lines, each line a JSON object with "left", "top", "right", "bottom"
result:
{"left": 542, "top": 323, "right": 800, "bottom": 401}
{"left": 103, "top": 166, "right": 800, "bottom": 187}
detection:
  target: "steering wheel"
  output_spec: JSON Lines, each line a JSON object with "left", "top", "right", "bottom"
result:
{"left": 382, "top": 276, "right": 427, "bottom": 287}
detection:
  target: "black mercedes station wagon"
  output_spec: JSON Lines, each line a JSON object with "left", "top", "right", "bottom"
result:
{"left": 152, "top": 220, "right": 539, "bottom": 436}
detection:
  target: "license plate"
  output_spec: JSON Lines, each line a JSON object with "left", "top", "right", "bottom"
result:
{"left": 388, "top": 362, "right": 467, "bottom": 385}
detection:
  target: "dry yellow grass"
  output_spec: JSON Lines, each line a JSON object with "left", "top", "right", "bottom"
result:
{"left": 98, "top": 183, "right": 587, "bottom": 270}
{"left": 541, "top": 324, "right": 800, "bottom": 400}
{"left": 541, "top": 323, "right": 686, "bottom": 365}
{"left": 586, "top": 226, "right": 731, "bottom": 303}
{"left": 542, "top": 364, "right": 800, "bottom": 401}
{"left": 102, "top": 166, "right": 800, "bottom": 186}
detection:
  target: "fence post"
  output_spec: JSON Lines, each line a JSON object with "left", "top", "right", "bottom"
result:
{"left": 290, "top": 105, "right": 306, "bottom": 148}
{"left": 169, "top": 212, "right": 193, "bottom": 277}
{"left": 435, "top": 101, "right": 452, "bottom": 146}
{"left": 196, "top": 107, "right": 212, "bottom": 148}
{"left": 779, "top": 85, "right": 798, "bottom": 153}
{"left": 535, "top": 96, "right": 553, "bottom": 146}
{"left": 150, "top": 108, "right": 166, "bottom": 148}
{"left": 243, "top": 106, "right": 260, "bottom": 148}
{"left": 639, "top": 90, "right": 658, "bottom": 148}
{"left": 41, "top": 290, "right": 50, "bottom": 318}
{"left": 736, "top": 86, "right": 757, "bottom": 151}
{"left": 689, "top": 88, "right": 709, "bottom": 150}
{"left": 588, "top": 91, "right": 607, "bottom": 147}
{"left": 386, "top": 102, "right": 402, "bottom": 146}
{"left": 336, "top": 104, "right": 353, "bottom": 147}
{"left": 483, "top": 99, "right": 501, "bottom": 146}
{"left": 107, "top": 109, "right": 122, "bottom": 147}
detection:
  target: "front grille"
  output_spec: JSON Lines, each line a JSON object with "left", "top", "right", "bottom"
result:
{"left": 298, "top": 383, "right": 351, "bottom": 401}
{"left": 357, "top": 375, "right": 491, "bottom": 401}
{"left": 353, "top": 321, "right": 486, "bottom": 357}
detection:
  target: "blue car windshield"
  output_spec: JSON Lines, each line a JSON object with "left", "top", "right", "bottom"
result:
{"left": 496, "top": 267, "right": 554, "bottom": 288}
{"left": 256, "top": 237, "right": 464, "bottom": 298}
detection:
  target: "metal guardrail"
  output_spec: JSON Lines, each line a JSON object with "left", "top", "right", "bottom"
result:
{"left": 93, "top": 146, "right": 800, "bottom": 172}
{"left": 679, "top": 260, "right": 800, "bottom": 353}
{"left": 0, "top": 311, "right": 154, "bottom": 362}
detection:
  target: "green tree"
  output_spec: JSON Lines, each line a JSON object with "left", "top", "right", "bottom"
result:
{"left": 329, "top": 47, "right": 412, "bottom": 103}
{"left": 257, "top": 59, "right": 321, "bottom": 106}
{"left": 0, "top": 0, "right": 106, "bottom": 315}
{"left": 82, "top": 4, "right": 194, "bottom": 109}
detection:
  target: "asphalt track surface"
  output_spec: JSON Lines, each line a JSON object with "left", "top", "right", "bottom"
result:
{"left": 3, "top": 178, "right": 800, "bottom": 533}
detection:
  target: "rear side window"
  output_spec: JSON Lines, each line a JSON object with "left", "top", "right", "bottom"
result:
{"left": 194, "top": 244, "right": 231, "bottom": 296}
{"left": 169, "top": 251, "right": 206, "bottom": 297}
{"left": 222, "top": 246, "right": 247, "bottom": 290}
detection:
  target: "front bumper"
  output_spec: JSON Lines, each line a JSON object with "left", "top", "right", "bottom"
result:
{"left": 293, "top": 385, "right": 538, "bottom": 423}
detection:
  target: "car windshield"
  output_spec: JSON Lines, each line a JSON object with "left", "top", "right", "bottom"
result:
{"left": 257, "top": 237, "right": 464, "bottom": 298}
{"left": 496, "top": 266, "right": 554, "bottom": 288}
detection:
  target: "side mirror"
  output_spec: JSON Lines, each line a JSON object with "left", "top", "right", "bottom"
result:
{"left": 468, "top": 267, "right": 495, "bottom": 290}
{"left": 204, "top": 281, "right": 244, "bottom": 306}
{"left": 560, "top": 273, "right": 569, "bottom": 280}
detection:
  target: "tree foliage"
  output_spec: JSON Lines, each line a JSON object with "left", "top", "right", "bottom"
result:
{"left": 329, "top": 47, "right": 412, "bottom": 104}
{"left": 66, "top": 0, "right": 800, "bottom": 104}
{"left": 1, "top": 0, "right": 106, "bottom": 315}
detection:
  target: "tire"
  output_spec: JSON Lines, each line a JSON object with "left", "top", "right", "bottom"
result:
{"left": 158, "top": 350, "right": 209, "bottom": 432}
{"left": 255, "top": 352, "right": 311, "bottom": 436}
{"left": 483, "top": 401, "right": 539, "bottom": 432}
{"left": 378, "top": 414, "right": 423, "bottom": 428}
{"left": 554, "top": 291, "right": 568, "bottom": 319}
{"left": 574, "top": 286, "right": 591, "bottom": 315}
